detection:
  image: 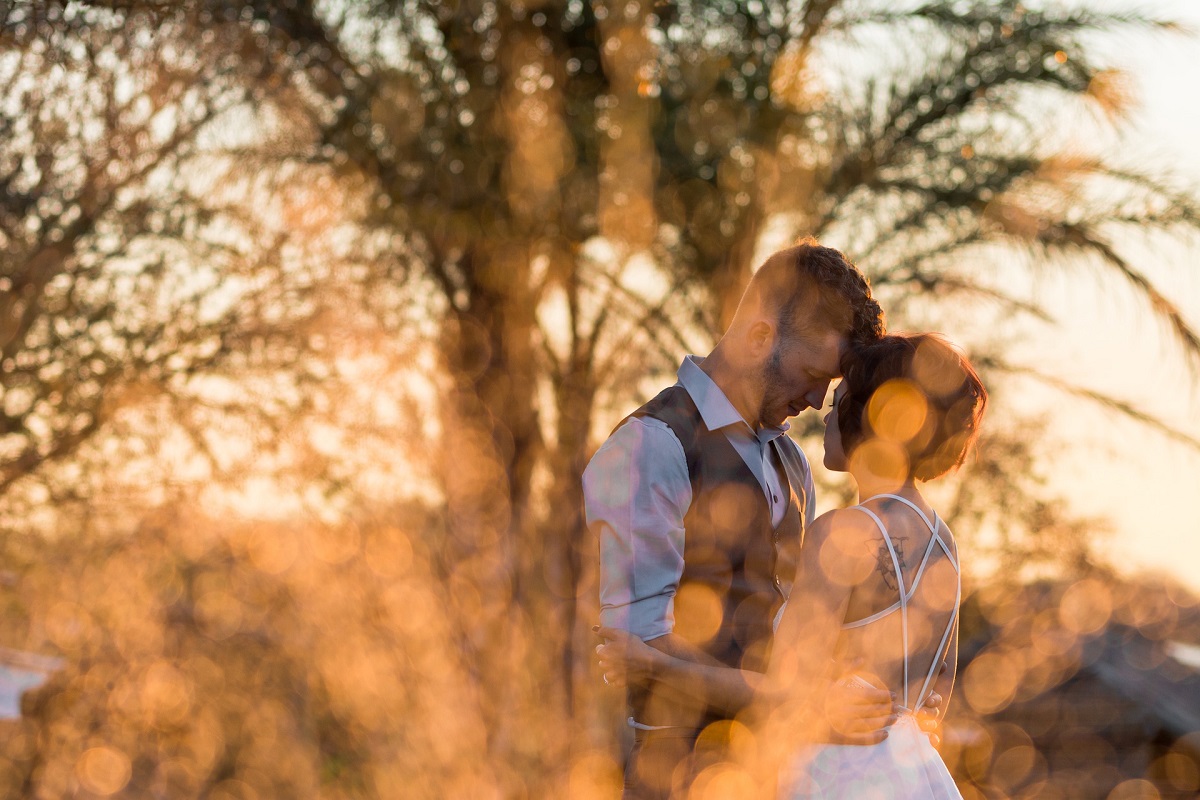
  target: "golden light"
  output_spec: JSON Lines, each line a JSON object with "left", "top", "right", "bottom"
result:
{"left": 818, "top": 523, "right": 873, "bottom": 587}
{"left": 847, "top": 438, "right": 910, "bottom": 492}
{"left": 76, "top": 747, "right": 132, "bottom": 796}
{"left": 567, "top": 751, "right": 622, "bottom": 799}
{"left": 1086, "top": 68, "right": 1133, "bottom": 118}
{"left": 991, "top": 743, "right": 1039, "bottom": 792}
{"left": 1030, "top": 609, "right": 1079, "bottom": 657}
{"left": 697, "top": 719, "right": 759, "bottom": 764}
{"left": 709, "top": 483, "right": 765, "bottom": 541}
{"left": 688, "top": 763, "right": 757, "bottom": 800}
{"left": 912, "top": 339, "right": 967, "bottom": 397}
{"left": 950, "top": 720, "right": 995, "bottom": 783}
{"left": 1058, "top": 578, "right": 1113, "bottom": 635}
{"left": 866, "top": 379, "right": 929, "bottom": 444}
{"left": 141, "top": 660, "right": 193, "bottom": 728}
{"left": 314, "top": 522, "right": 360, "bottom": 564}
{"left": 363, "top": 527, "right": 414, "bottom": 579}
{"left": 1107, "top": 778, "right": 1162, "bottom": 800}
{"left": 245, "top": 527, "right": 299, "bottom": 575}
{"left": 673, "top": 582, "right": 725, "bottom": 646}
{"left": 2, "top": 5, "right": 1197, "bottom": 799}
{"left": 1157, "top": 751, "right": 1200, "bottom": 792}
{"left": 961, "top": 651, "right": 1020, "bottom": 715}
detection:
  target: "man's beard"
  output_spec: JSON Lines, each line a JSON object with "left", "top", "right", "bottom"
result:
{"left": 757, "top": 342, "right": 789, "bottom": 427}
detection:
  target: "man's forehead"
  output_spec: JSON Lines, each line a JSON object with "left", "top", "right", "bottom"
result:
{"left": 816, "top": 332, "right": 846, "bottom": 375}
{"left": 791, "top": 331, "right": 845, "bottom": 376}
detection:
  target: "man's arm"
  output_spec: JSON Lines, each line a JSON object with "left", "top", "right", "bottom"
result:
{"left": 583, "top": 417, "right": 690, "bottom": 641}
{"left": 645, "top": 632, "right": 725, "bottom": 667}
{"left": 597, "top": 627, "right": 762, "bottom": 713}
{"left": 597, "top": 627, "right": 893, "bottom": 735}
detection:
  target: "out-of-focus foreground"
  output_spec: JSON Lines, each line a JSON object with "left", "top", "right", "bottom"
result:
{"left": 1, "top": 2, "right": 1198, "bottom": 798}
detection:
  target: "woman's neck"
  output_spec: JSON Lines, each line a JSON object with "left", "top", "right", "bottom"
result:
{"left": 852, "top": 472, "right": 919, "bottom": 503}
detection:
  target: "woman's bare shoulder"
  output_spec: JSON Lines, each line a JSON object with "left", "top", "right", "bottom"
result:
{"left": 811, "top": 506, "right": 880, "bottom": 544}
{"left": 805, "top": 507, "right": 879, "bottom": 585}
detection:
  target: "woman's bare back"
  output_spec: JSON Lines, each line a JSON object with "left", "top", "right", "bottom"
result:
{"left": 832, "top": 493, "right": 961, "bottom": 712}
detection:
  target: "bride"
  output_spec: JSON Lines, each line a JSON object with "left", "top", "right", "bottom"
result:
{"left": 598, "top": 333, "right": 987, "bottom": 798}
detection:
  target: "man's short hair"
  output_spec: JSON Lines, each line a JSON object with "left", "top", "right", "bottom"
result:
{"left": 747, "top": 239, "right": 885, "bottom": 347}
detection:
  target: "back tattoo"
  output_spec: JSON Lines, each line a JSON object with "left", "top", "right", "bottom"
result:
{"left": 874, "top": 537, "right": 907, "bottom": 591}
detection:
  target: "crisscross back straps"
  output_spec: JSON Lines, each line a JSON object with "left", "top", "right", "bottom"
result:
{"left": 846, "top": 495, "right": 962, "bottom": 712}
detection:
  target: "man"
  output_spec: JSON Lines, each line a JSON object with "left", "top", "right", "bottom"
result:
{"left": 584, "top": 241, "right": 924, "bottom": 799}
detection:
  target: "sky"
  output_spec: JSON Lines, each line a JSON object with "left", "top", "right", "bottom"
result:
{"left": 1023, "top": 0, "right": 1200, "bottom": 590}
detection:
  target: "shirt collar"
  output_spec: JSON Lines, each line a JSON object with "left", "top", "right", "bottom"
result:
{"left": 677, "top": 355, "right": 791, "bottom": 441}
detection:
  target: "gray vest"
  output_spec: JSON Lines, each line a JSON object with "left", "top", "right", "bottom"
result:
{"left": 627, "top": 385, "right": 808, "bottom": 729}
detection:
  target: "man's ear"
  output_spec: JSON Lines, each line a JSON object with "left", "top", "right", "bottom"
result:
{"left": 747, "top": 319, "right": 776, "bottom": 358}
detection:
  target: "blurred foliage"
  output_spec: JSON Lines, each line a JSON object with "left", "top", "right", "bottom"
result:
{"left": 0, "top": 0, "right": 363, "bottom": 519}
{"left": 0, "top": 512, "right": 1196, "bottom": 797}
{"left": 0, "top": 504, "right": 554, "bottom": 798}
{"left": 1, "top": 0, "right": 1200, "bottom": 797}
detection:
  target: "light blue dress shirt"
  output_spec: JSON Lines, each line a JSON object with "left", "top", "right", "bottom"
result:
{"left": 583, "top": 356, "right": 817, "bottom": 640}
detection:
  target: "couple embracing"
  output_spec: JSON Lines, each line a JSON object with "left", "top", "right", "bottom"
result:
{"left": 583, "top": 241, "right": 987, "bottom": 799}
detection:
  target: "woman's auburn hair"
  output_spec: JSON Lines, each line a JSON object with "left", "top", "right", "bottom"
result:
{"left": 836, "top": 333, "right": 988, "bottom": 481}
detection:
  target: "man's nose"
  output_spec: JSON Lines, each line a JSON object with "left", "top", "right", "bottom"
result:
{"left": 805, "top": 385, "right": 829, "bottom": 409}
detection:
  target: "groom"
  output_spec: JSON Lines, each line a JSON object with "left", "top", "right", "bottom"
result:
{"left": 584, "top": 241, "right": 912, "bottom": 799}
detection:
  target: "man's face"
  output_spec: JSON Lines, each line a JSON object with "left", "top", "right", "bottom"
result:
{"left": 757, "top": 329, "right": 844, "bottom": 428}
{"left": 822, "top": 382, "right": 849, "bottom": 472}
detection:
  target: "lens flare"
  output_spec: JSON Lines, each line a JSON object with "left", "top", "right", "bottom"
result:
{"left": 866, "top": 379, "right": 930, "bottom": 445}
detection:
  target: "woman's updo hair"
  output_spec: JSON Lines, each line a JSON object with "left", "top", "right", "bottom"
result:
{"left": 837, "top": 333, "right": 987, "bottom": 481}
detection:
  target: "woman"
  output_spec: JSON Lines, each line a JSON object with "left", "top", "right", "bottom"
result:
{"left": 597, "top": 333, "right": 987, "bottom": 798}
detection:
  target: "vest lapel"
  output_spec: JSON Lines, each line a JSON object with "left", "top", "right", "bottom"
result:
{"left": 771, "top": 438, "right": 808, "bottom": 597}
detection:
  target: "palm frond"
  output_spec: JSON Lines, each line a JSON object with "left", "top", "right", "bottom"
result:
{"left": 984, "top": 358, "right": 1200, "bottom": 452}
{"left": 877, "top": 266, "right": 1056, "bottom": 323}
{"left": 1020, "top": 222, "right": 1200, "bottom": 371}
{"left": 834, "top": 2, "right": 1182, "bottom": 38}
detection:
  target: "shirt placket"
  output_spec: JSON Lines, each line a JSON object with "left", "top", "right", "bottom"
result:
{"left": 763, "top": 445, "right": 780, "bottom": 519}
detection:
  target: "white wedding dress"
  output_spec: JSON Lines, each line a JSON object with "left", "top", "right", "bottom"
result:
{"left": 779, "top": 494, "right": 964, "bottom": 800}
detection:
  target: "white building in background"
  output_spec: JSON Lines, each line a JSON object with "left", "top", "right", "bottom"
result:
{"left": 0, "top": 647, "right": 63, "bottom": 719}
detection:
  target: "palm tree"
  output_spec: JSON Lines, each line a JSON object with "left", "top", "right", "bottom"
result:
{"left": 237, "top": 0, "right": 1200, "bottom": 786}
{"left": 8, "top": 0, "right": 1200, "bottom": 793}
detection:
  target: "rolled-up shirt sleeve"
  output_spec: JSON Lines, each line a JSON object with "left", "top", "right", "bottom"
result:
{"left": 583, "top": 417, "right": 691, "bottom": 641}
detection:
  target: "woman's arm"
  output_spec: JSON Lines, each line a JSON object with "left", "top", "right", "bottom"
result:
{"left": 754, "top": 509, "right": 876, "bottom": 740}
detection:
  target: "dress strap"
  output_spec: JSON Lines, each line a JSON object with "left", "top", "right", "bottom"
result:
{"left": 848, "top": 506, "right": 910, "bottom": 709}
{"left": 913, "top": 566, "right": 961, "bottom": 712}
{"left": 864, "top": 494, "right": 958, "bottom": 592}
{"left": 841, "top": 601, "right": 900, "bottom": 629}
{"left": 865, "top": 493, "right": 936, "bottom": 533}
{"left": 905, "top": 529, "right": 942, "bottom": 601}
{"left": 848, "top": 497, "right": 961, "bottom": 713}
{"left": 840, "top": 505, "right": 902, "bottom": 629}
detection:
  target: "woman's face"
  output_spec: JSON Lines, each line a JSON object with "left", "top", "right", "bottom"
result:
{"left": 823, "top": 382, "right": 849, "bottom": 472}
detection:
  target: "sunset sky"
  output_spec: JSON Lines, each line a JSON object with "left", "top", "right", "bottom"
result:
{"left": 1020, "top": 0, "right": 1200, "bottom": 590}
